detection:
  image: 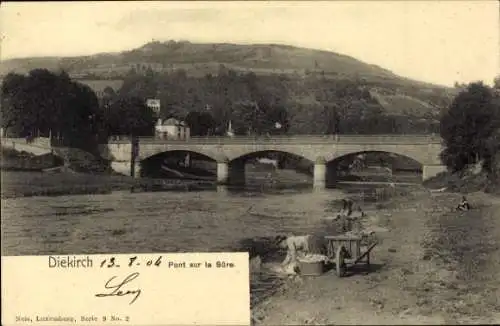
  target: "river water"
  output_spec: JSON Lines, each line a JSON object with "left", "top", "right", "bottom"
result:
{"left": 1, "top": 180, "right": 412, "bottom": 308}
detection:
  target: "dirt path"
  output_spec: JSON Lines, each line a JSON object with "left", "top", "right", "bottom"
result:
{"left": 253, "top": 191, "right": 500, "bottom": 325}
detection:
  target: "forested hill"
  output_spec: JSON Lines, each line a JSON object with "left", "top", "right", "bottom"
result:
{"left": 2, "top": 40, "right": 445, "bottom": 89}
{"left": 1, "top": 40, "right": 459, "bottom": 135}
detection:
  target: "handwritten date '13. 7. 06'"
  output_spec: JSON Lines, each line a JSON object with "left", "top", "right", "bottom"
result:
{"left": 95, "top": 272, "right": 142, "bottom": 305}
{"left": 100, "top": 256, "right": 163, "bottom": 268}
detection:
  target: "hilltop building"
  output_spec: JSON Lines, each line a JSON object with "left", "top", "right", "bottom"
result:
{"left": 155, "top": 118, "right": 190, "bottom": 140}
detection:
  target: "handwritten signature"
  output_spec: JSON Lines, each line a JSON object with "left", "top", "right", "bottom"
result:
{"left": 95, "top": 272, "right": 142, "bottom": 305}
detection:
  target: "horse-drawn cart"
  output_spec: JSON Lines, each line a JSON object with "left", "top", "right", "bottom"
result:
{"left": 324, "top": 234, "right": 378, "bottom": 277}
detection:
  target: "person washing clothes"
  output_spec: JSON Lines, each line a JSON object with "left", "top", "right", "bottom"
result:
{"left": 275, "top": 234, "right": 326, "bottom": 273}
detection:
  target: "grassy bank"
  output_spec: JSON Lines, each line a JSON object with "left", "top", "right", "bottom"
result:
{"left": 0, "top": 146, "right": 220, "bottom": 198}
{"left": 1, "top": 147, "right": 63, "bottom": 171}
{"left": 417, "top": 193, "right": 500, "bottom": 322}
{"left": 423, "top": 169, "right": 500, "bottom": 194}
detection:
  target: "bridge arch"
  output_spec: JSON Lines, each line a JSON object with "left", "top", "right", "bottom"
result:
{"left": 225, "top": 145, "right": 319, "bottom": 163}
{"left": 229, "top": 150, "right": 314, "bottom": 166}
{"left": 139, "top": 148, "right": 226, "bottom": 163}
{"left": 323, "top": 146, "right": 429, "bottom": 167}
{"left": 214, "top": 149, "right": 318, "bottom": 187}
{"left": 324, "top": 150, "right": 423, "bottom": 186}
{"left": 327, "top": 150, "right": 423, "bottom": 170}
{"left": 228, "top": 150, "right": 315, "bottom": 180}
{"left": 141, "top": 150, "right": 218, "bottom": 162}
{"left": 140, "top": 150, "right": 220, "bottom": 179}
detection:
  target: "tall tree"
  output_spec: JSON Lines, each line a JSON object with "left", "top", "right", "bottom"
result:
{"left": 185, "top": 111, "right": 216, "bottom": 136}
{"left": 322, "top": 105, "right": 340, "bottom": 134}
{"left": 1, "top": 69, "right": 100, "bottom": 151}
{"left": 231, "top": 101, "right": 268, "bottom": 135}
{"left": 440, "top": 82, "right": 500, "bottom": 172}
{"left": 105, "top": 96, "right": 156, "bottom": 137}
{"left": 1, "top": 73, "right": 32, "bottom": 136}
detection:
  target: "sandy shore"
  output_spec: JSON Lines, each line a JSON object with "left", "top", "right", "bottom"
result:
{"left": 253, "top": 190, "right": 500, "bottom": 325}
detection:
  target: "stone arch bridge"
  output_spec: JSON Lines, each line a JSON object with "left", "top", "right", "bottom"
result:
{"left": 100, "top": 135, "right": 446, "bottom": 189}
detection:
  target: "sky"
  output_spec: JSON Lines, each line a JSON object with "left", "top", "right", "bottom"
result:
{"left": 0, "top": 1, "right": 498, "bottom": 87}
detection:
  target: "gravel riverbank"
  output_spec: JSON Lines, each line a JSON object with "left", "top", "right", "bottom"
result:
{"left": 252, "top": 191, "right": 500, "bottom": 325}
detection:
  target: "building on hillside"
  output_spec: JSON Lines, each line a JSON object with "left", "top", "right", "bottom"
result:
{"left": 130, "top": 62, "right": 165, "bottom": 73}
{"left": 155, "top": 118, "right": 190, "bottom": 140}
{"left": 146, "top": 99, "right": 161, "bottom": 116}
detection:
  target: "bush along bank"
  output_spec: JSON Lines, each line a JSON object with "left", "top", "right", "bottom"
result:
{"left": 0, "top": 147, "right": 64, "bottom": 171}
{"left": 423, "top": 168, "right": 500, "bottom": 195}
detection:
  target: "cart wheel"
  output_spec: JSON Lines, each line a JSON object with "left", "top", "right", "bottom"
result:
{"left": 336, "top": 246, "right": 346, "bottom": 277}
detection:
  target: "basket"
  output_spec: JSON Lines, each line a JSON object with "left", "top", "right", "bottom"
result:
{"left": 297, "top": 259, "right": 325, "bottom": 276}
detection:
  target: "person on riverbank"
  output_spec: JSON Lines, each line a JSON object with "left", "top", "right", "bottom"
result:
{"left": 337, "top": 198, "right": 353, "bottom": 218}
{"left": 275, "top": 234, "right": 326, "bottom": 273}
{"left": 336, "top": 199, "right": 366, "bottom": 232}
{"left": 457, "top": 196, "right": 471, "bottom": 211}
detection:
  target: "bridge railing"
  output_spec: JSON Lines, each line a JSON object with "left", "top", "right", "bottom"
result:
{"left": 105, "top": 134, "right": 442, "bottom": 145}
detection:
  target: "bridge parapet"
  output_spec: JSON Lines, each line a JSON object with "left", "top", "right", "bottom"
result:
{"left": 107, "top": 134, "right": 442, "bottom": 145}
{"left": 1, "top": 136, "right": 52, "bottom": 149}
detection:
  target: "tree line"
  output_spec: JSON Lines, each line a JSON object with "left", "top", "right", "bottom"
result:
{"left": 1, "top": 67, "right": 442, "bottom": 147}
{"left": 1, "top": 69, "right": 103, "bottom": 152}
{"left": 114, "top": 66, "right": 441, "bottom": 136}
{"left": 2, "top": 68, "right": 499, "bottom": 180}
{"left": 0, "top": 69, "right": 156, "bottom": 153}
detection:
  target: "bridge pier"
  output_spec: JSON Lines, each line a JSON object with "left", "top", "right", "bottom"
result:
{"left": 217, "top": 161, "right": 229, "bottom": 184}
{"left": 111, "top": 161, "right": 142, "bottom": 178}
{"left": 131, "top": 162, "right": 142, "bottom": 178}
{"left": 422, "top": 164, "right": 447, "bottom": 181}
{"left": 313, "top": 157, "right": 327, "bottom": 190}
{"left": 217, "top": 160, "right": 246, "bottom": 186}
